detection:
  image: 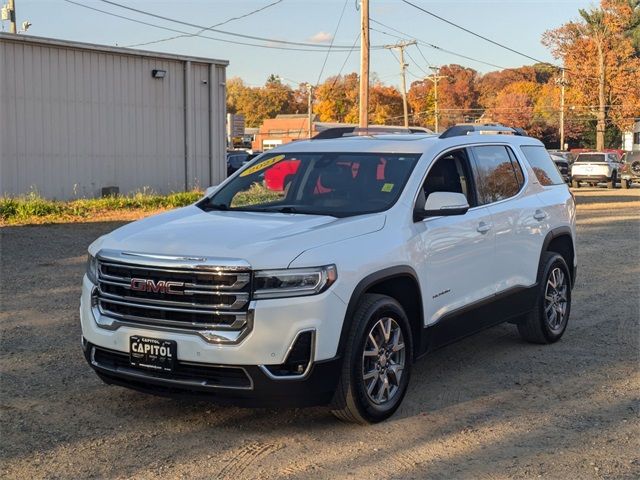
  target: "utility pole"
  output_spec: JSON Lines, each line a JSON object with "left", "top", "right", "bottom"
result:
{"left": 384, "top": 40, "right": 417, "bottom": 128}
{"left": 425, "top": 67, "right": 446, "bottom": 133}
{"left": 358, "top": 0, "right": 369, "bottom": 129}
{"left": 6, "top": 0, "right": 16, "bottom": 33}
{"left": 556, "top": 68, "right": 569, "bottom": 150}
{"left": 303, "top": 83, "right": 314, "bottom": 139}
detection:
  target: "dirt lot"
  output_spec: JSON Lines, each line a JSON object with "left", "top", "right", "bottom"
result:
{"left": 1, "top": 188, "right": 638, "bottom": 479}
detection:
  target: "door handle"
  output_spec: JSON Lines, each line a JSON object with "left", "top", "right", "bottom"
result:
{"left": 534, "top": 209, "right": 547, "bottom": 221}
{"left": 477, "top": 221, "right": 492, "bottom": 234}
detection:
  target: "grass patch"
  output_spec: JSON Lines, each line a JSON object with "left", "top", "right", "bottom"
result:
{"left": 231, "top": 182, "right": 284, "bottom": 208}
{"left": 0, "top": 190, "right": 203, "bottom": 225}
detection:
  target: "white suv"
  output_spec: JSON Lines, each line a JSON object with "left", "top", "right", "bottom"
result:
{"left": 80, "top": 125, "right": 577, "bottom": 424}
{"left": 571, "top": 151, "right": 622, "bottom": 188}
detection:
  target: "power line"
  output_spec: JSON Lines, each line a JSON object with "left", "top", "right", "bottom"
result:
{"left": 369, "top": 21, "right": 508, "bottom": 70}
{"left": 126, "top": 0, "right": 284, "bottom": 48}
{"left": 328, "top": 33, "right": 361, "bottom": 90}
{"left": 415, "top": 44, "right": 433, "bottom": 68}
{"left": 404, "top": 49, "right": 429, "bottom": 76}
{"left": 62, "top": 0, "right": 358, "bottom": 52}
{"left": 400, "top": 0, "right": 555, "bottom": 67}
{"left": 315, "top": 0, "right": 349, "bottom": 86}
{"left": 97, "top": 0, "right": 384, "bottom": 50}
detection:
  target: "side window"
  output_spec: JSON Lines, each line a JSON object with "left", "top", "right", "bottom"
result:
{"left": 419, "top": 149, "right": 475, "bottom": 207}
{"left": 520, "top": 146, "right": 565, "bottom": 186}
{"left": 472, "top": 145, "right": 522, "bottom": 205}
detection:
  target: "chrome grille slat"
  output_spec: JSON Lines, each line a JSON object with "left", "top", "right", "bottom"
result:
{"left": 98, "top": 289, "right": 249, "bottom": 310}
{"left": 98, "top": 262, "right": 250, "bottom": 290}
{"left": 94, "top": 255, "right": 252, "bottom": 342}
{"left": 97, "top": 304, "right": 247, "bottom": 330}
{"left": 98, "top": 294, "right": 241, "bottom": 316}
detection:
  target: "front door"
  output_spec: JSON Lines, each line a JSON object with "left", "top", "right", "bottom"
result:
{"left": 409, "top": 148, "right": 497, "bottom": 327}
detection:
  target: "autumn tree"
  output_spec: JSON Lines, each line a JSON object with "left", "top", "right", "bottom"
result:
{"left": 314, "top": 73, "right": 360, "bottom": 123}
{"left": 225, "top": 75, "right": 297, "bottom": 127}
{"left": 436, "top": 65, "right": 480, "bottom": 128}
{"left": 543, "top": 0, "right": 640, "bottom": 149}
{"left": 369, "top": 83, "right": 404, "bottom": 125}
{"left": 407, "top": 79, "right": 435, "bottom": 128}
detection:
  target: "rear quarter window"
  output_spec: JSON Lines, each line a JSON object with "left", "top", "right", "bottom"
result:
{"left": 520, "top": 146, "right": 565, "bottom": 186}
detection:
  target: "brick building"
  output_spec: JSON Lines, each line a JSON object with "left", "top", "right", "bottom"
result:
{"left": 252, "top": 114, "right": 347, "bottom": 151}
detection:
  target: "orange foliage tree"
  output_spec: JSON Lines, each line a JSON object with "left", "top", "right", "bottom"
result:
{"left": 543, "top": 0, "right": 640, "bottom": 149}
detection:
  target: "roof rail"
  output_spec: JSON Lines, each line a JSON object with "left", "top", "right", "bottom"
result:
{"left": 439, "top": 123, "right": 527, "bottom": 139}
{"left": 313, "top": 126, "right": 433, "bottom": 140}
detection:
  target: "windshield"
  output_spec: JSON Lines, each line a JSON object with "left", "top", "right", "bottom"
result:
{"left": 576, "top": 154, "right": 605, "bottom": 163}
{"left": 199, "top": 151, "right": 421, "bottom": 217}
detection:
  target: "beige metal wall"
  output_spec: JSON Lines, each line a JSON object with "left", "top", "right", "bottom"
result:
{"left": 0, "top": 34, "right": 227, "bottom": 199}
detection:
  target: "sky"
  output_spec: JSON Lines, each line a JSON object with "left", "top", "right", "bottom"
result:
{"left": 4, "top": 0, "right": 595, "bottom": 89}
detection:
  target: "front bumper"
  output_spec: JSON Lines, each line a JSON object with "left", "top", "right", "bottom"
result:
{"left": 83, "top": 340, "right": 341, "bottom": 407}
{"left": 80, "top": 275, "right": 347, "bottom": 405}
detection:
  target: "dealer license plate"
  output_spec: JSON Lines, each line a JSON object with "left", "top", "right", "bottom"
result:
{"left": 129, "top": 336, "right": 176, "bottom": 372}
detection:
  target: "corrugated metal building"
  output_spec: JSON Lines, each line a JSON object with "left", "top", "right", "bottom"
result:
{"left": 0, "top": 34, "right": 228, "bottom": 199}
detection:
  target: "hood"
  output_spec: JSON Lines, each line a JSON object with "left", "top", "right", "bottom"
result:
{"left": 90, "top": 205, "right": 385, "bottom": 269}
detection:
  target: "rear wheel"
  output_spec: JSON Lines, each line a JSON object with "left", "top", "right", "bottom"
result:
{"left": 517, "top": 252, "right": 571, "bottom": 344}
{"left": 331, "top": 294, "right": 412, "bottom": 424}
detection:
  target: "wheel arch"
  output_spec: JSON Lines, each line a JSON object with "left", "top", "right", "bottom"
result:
{"left": 540, "top": 227, "right": 576, "bottom": 288}
{"left": 338, "top": 266, "right": 424, "bottom": 362}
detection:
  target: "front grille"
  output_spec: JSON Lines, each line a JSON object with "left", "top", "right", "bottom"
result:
{"left": 95, "top": 254, "right": 252, "bottom": 336}
{"left": 92, "top": 346, "right": 252, "bottom": 389}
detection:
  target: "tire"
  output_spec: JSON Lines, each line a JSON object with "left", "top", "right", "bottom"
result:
{"left": 330, "top": 294, "right": 413, "bottom": 424}
{"left": 517, "top": 252, "right": 571, "bottom": 344}
{"left": 571, "top": 179, "right": 580, "bottom": 188}
{"left": 607, "top": 171, "right": 617, "bottom": 189}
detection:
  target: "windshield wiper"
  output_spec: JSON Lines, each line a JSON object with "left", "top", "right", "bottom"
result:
{"left": 275, "top": 206, "right": 299, "bottom": 214}
{"left": 201, "top": 200, "right": 228, "bottom": 211}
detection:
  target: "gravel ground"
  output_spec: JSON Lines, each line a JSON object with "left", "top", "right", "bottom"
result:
{"left": 1, "top": 188, "right": 638, "bottom": 480}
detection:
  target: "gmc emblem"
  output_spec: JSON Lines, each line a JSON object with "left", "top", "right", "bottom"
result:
{"left": 130, "top": 278, "right": 185, "bottom": 295}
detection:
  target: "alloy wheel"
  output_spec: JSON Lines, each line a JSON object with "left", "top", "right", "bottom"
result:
{"left": 544, "top": 267, "right": 568, "bottom": 332}
{"left": 362, "top": 317, "right": 406, "bottom": 405}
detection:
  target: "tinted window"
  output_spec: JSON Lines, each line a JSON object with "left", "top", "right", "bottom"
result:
{"left": 576, "top": 154, "right": 605, "bottom": 163}
{"left": 521, "top": 146, "right": 565, "bottom": 186}
{"left": 202, "top": 152, "right": 420, "bottom": 217}
{"left": 473, "top": 146, "right": 522, "bottom": 205}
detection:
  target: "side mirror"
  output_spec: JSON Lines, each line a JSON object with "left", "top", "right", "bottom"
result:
{"left": 204, "top": 185, "right": 219, "bottom": 197}
{"left": 415, "top": 191, "right": 469, "bottom": 221}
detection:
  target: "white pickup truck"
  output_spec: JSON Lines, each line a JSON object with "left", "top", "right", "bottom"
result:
{"left": 571, "top": 152, "right": 622, "bottom": 188}
{"left": 81, "top": 125, "right": 577, "bottom": 423}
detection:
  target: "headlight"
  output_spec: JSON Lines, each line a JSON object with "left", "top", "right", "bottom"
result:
{"left": 86, "top": 254, "right": 98, "bottom": 285}
{"left": 253, "top": 265, "right": 337, "bottom": 299}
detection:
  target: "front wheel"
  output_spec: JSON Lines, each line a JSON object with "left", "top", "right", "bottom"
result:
{"left": 517, "top": 252, "right": 571, "bottom": 344}
{"left": 331, "top": 294, "right": 413, "bottom": 424}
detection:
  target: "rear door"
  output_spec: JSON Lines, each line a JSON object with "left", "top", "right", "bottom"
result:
{"left": 469, "top": 144, "right": 545, "bottom": 292}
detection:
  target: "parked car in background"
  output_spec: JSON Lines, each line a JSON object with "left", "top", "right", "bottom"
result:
{"left": 227, "top": 150, "right": 261, "bottom": 176}
{"left": 620, "top": 151, "right": 640, "bottom": 189}
{"left": 549, "top": 153, "right": 571, "bottom": 183}
{"left": 571, "top": 152, "right": 622, "bottom": 189}
{"left": 547, "top": 150, "right": 575, "bottom": 164}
